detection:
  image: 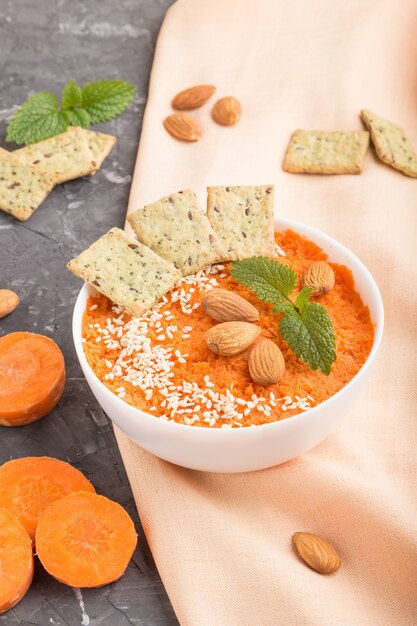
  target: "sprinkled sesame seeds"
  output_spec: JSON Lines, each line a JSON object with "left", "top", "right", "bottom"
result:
{"left": 82, "top": 240, "right": 322, "bottom": 428}
{"left": 275, "top": 243, "right": 286, "bottom": 257}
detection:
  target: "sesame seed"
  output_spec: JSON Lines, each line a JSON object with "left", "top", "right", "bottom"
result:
{"left": 84, "top": 255, "right": 317, "bottom": 429}
{"left": 275, "top": 243, "right": 286, "bottom": 257}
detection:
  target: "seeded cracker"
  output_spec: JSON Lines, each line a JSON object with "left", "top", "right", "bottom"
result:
{"left": 129, "top": 190, "right": 227, "bottom": 275}
{"left": 14, "top": 127, "right": 96, "bottom": 184}
{"left": 0, "top": 150, "right": 54, "bottom": 221}
{"left": 361, "top": 109, "right": 417, "bottom": 177}
{"left": 84, "top": 129, "right": 117, "bottom": 173}
{"left": 282, "top": 130, "right": 369, "bottom": 175}
{"left": 67, "top": 227, "right": 181, "bottom": 316}
{"left": 206, "top": 185, "right": 275, "bottom": 261}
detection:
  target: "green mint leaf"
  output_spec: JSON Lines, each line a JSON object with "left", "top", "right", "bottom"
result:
{"left": 280, "top": 302, "right": 336, "bottom": 375}
{"left": 231, "top": 257, "right": 297, "bottom": 314}
{"left": 6, "top": 79, "right": 137, "bottom": 144}
{"left": 61, "top": 79, "right": 82, "bottom": 109}
{"left": 63, "top": 108, "right": 91, "bottom": 129}
{"left": 232, "top": 255, "right": 336, "bottom": 374}
{"left": 6, "top": 92, "right": 68, "bottom": 145}
{"left": 295, "top": 287, "right": 313, "bottom": 313}
{"left": 81, "top": 80, "right": 136, "bottom": 124}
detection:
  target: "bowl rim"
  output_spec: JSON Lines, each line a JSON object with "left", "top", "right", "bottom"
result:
{"left": 72, "top": 217, "right": 384, "bottom": 435}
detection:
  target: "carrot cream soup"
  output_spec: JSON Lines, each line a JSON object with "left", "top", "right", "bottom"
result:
{"left": 82, "top": 230, "right": 374, "bottom": 428}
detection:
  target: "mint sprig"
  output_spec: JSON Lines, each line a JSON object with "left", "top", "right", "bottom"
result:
{"left": 231, "top": 257, "right": 336, "bottom": 375}
{"left": 6, "top": 92, "right": 68, "bottom": 145}
{"left": 81, "top": 81, "right": 136, "bottom": 124}
{"left": 230, "top": 256, "right": 296, "bottom": 315}
{"left": 61, "top": 79, "right": 82, "bottom": 109}
{"left": 6, "top": 79, "right": 136, "bottom": 145}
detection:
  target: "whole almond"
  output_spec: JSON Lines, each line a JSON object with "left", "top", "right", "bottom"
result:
{"left": 205, "top": 321, "right": 261, "bottom": 356}
{"left": 172, "top": 85, "right": 216, "bottom": 110}
{"left": 292, "top": 532, "right": 341, "bottom": 575}
{"left": 248, "top": 339, "right": 285, "bottom": 385}
{"left": 302, "top": 261, "right": 335, "bottom": 295}
{"left": 0, "top": 289, "right": 19, "bottom": 319}
{"left": 163, "top": 113, "right": 202, "bottom": 142}
{"left": 202, "top": 289, "right": 259, "bottom": 323}
{"left": 212, "top": 96, "right": 241, "bottom": 126}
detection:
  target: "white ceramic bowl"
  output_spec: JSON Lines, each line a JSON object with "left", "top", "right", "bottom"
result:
{"left": 73, "top": 218, "right": 384, "bottom": 473}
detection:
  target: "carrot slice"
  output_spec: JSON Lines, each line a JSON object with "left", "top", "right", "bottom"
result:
{"left": 0, "top": 332, "right": 66, "bottom": 426}
{"left": 0, "top": 457, "right": 95, "bottom": 540}
{"left": 36, "top": 491, "right": 137, "bottom": 587}
{"left": 0, "top": 508, "right": 34, "bottom": 614}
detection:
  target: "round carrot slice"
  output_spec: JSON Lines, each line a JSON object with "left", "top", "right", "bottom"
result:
{"left": 0, "top": 457, "right": 95, "bottom": 540}
{"left": 0, "top": 508, "right": 34, "bottom": 614}
{"left": 36, "top": 491, "right": 137, "bottom": 588}
{"left": 0, "top": 332, "right": 66, "bottom": 426}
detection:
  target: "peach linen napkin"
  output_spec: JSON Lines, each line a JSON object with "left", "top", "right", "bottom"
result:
{"left": 115, "top": 0, "right": 417, "bottom": 623}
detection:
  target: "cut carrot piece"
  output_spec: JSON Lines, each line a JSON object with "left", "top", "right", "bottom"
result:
{"left": 0, "top": 332, "right": 66, "bottom": 426}
{"left": 36, "top": 491, "right": 137, "bottom": 588}
{"left": 0, "top": 508, "right": 34, "bottom": 614}
{"left": 0, "top": 457, "right": 95, "bottom": 540}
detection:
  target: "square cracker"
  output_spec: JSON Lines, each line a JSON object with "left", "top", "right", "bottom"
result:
{"left": 282, "top": 130, "right": 369, "bottom": 175}
{"left": 360, "top": 109, "right": 417, "bottom": 177}
{"left": 0, "top": 150, "right": 54, "bottom": 221}
{"left": 14, "top": 127, "right": 96, "bottom": 184}
{"left": 67, "top": 227, "right": 181, "bottom": 316}
{"left": 206, "top": 185, "right": 275, "bottom": 261}
{"left": 84, "top": 129, "right": 116, "bottom": 173}
{"left": 128, "top": 189, "right": 227, "bottom": 275}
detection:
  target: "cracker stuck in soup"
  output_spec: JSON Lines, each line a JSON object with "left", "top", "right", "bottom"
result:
{"left": 82, "top": 230, "right": 374, "bottom": 428}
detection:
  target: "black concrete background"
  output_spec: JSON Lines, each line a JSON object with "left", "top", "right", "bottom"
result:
{"left": 0, "top": 0, "right": 178, "bottom": 624}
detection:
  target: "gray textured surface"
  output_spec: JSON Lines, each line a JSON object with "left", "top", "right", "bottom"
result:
{"left": 0, "top": 0, "right": 179, "bottom": 624}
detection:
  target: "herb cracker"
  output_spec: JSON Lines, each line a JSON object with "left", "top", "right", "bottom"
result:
{"left": 67, "top": 227, "right": 181, "bottom": 316}
{"left": 128, "top": 190, "right": 226, "bottom": 275}
{"left": 207, "top": 185, "right": 275, "bottom": 261}
{"left": 361, "top": 109, "right": 417, "bottom": 177}
{"left": 14, "top": 127, "right": 97, "bottom": 184}
{"left": 282, "top": 130, "right": 370, "bottom": 175}
{"left": 0, "top": 150, "right": 54, "bottom": 221}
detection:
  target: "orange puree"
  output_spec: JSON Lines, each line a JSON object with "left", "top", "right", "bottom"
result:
{"left": 82, "top": 230, "right": 374, "bottom": 428}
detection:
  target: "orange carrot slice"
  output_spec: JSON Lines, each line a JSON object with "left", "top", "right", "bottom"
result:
{"left": 0, "top": 332, "right": 66, "bottom": 426}
{"left": 0, "top": 508, "right": 34, "bottom": 614}
{"left": 36, "top": 491, "right": 137, "bottom": 587}
{"left": 0, "top": 457, "right": 95, "bottom": 540}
